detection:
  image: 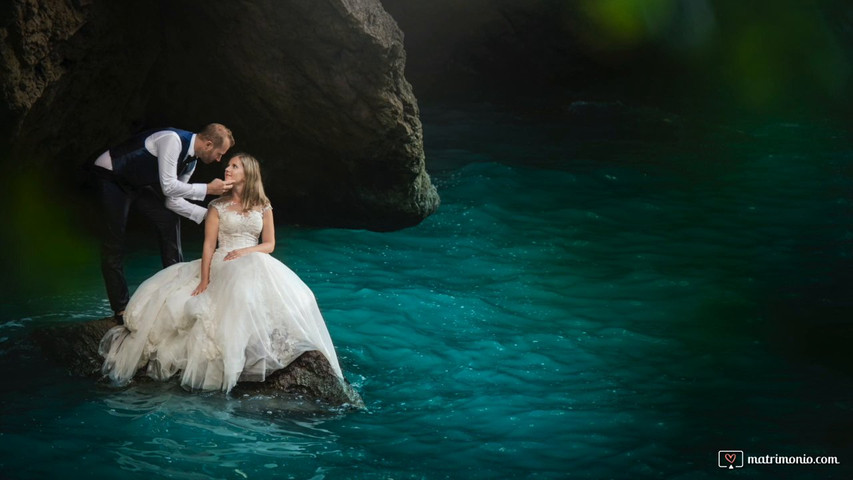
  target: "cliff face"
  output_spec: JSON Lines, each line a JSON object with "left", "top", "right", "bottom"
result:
{"left": 379, "top": 0, "right": 594, "bottom": 101}
{"left": 0, "top": 0, "right": 439, "bottom": 230}
{"left": 381, "top": 0, "right": 853, "bottom": 120}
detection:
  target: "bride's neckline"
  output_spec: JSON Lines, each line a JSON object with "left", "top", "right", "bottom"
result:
{"left": 218, "top": 199, "right": 263, "bottom": 216}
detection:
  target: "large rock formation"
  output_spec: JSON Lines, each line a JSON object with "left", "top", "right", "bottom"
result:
{"left": 380, "top": 0, "right": 853, "bottom": 119}
{"left": 31, "top": 318, "right": 365, "bottom": 409}
{"left": 0, "top": 0, "right": 438, "bottom": 230}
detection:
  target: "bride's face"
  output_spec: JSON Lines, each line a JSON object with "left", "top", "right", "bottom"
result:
{"left": 224, "top": 157, "right": 245, "bottom": 185}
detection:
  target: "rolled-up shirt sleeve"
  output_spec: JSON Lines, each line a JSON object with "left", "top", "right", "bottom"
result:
{"left": 165, "top": 196, "right": 207, "bottom": 224}
{"left": 153, "top": 132, "right": 208, "bottom": 223}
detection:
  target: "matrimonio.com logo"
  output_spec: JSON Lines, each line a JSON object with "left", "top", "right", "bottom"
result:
{"left": 718, "top": 449, "right": 841, "bottom": 470}
{"left": 718, "top": 450, "right": 744, "bottom": 469}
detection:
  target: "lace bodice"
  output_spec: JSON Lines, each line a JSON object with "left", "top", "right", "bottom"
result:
{"left": 210, "top": 197, "right": 271, "bottom": 252}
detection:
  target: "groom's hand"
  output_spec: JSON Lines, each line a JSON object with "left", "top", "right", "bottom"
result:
{"left": 207, "top": 179, "right": 233, "bottom": 195}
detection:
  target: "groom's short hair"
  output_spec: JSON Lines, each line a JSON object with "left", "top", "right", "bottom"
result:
{"left": 199, "top": 123, "right": 235, "bottom": 149}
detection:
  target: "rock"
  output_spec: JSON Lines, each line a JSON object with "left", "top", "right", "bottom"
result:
{"left": 231, "top": 351, "right": 364, "bottom": 409}
{"left": 378, "top": 0, "right": 607, "bottom": 101}
{"left": 0, "top": 0, "right": 438, "bottom": 231}
{"left": 30, "top": 317, "right": 364, "bottom": 409}
{"left": 30, "top": 317, "right": 115, "bottom": 378}
{"left": 382, "top": 0, "right": 853, "bottom": 120}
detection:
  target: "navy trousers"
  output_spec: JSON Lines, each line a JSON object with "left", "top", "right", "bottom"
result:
{"left": 94, "top": 167, "right": 183, "bottom": 314}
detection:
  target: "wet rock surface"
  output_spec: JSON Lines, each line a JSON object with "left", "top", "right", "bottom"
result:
{"left": 30, "top": 317, "right": 364, "bottom": 409}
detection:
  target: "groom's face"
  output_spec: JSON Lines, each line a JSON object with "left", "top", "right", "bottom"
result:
{"left": 198, "top": 139, "right": 231, "bottom": 164}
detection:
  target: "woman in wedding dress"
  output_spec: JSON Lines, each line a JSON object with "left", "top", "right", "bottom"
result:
{"left": 99, "top": 153, "right": 343, "bottom": 392}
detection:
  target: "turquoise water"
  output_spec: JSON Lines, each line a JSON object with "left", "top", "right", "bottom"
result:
{"left": 1, "top": 104, "right": 852, "bottom": 479}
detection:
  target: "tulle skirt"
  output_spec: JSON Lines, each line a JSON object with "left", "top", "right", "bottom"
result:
{"left": 99, "top": 251, "right": 342, "bottom": 392}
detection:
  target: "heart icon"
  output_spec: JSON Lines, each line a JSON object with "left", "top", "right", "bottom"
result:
{"left": 725, "top": 453, "right": 737, "bottom": 464}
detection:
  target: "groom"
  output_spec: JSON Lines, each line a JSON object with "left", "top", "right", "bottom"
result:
{"left": 91, "top": 123, "right": 235, "bottom": 323}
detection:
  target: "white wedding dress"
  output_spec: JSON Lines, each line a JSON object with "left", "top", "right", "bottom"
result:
{"left": 99, "top": 197, "right": 343, "bottom": 392}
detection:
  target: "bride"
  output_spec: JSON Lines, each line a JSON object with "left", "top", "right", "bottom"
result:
{"left": 99, "top": 153, "right": 343, "bottom": 392}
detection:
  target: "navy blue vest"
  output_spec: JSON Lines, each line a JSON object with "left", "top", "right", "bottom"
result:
{"left": 109, "top": 128, "right": 195, "bottom": 188}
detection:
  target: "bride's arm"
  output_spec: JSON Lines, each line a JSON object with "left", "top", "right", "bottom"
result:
{"left": 224, "top": 208, "right": 276, "bottom": 260}
{"left": 191, "top": 206, "right": 220, "bottom": 296}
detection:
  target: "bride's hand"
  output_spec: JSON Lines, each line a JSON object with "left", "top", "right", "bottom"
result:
{"left": 224, "top": 249, "right": 245, "bottom": 261}
{"left": 191, "top": 280, "right": 209, "bottom": 296}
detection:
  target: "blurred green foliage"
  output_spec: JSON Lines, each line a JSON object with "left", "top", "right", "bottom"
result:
{"left": 4, "top": 168, "right": 98, "bottom": 295}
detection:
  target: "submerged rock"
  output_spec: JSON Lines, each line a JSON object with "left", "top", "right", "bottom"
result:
{"left": 30, "top": 318, "right": 116, "bottom": 378}
{"left": 0, "top": 0, "right": 438, "bottom": 230}
{"left": 30, "top": 318, "right": 364, "bottom": 409}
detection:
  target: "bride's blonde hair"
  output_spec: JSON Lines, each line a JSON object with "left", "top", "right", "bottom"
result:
{"left": 226, "top": 153, "right": 270, "bottom": 212}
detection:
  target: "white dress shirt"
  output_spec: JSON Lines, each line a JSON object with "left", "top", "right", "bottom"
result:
{"left": 94, "top": 131, "right": 208, "bottom": 224}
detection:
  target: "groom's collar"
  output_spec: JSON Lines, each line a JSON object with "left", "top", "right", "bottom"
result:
{"left": 188, "top": 134, "right": 198, "bottom": 157}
